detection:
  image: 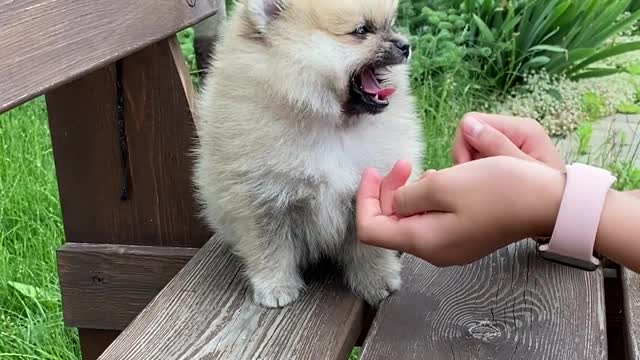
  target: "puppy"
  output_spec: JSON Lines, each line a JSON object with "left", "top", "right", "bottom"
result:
{"left": 192, "top": 0, "right": 424, "bottom": 308}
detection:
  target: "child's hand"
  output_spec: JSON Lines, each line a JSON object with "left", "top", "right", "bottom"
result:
{"left": 453, "top": 112, "right": 565, "bottom": 170}
{"left": 356, "top": 157, "right": 565, "bottom": 267}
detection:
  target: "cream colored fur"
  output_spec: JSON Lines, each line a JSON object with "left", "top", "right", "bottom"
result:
{"left": 192, "top": 0, "right": 424, "bottom": 308}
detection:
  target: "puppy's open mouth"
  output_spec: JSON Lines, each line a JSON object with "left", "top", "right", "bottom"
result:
{"left": 350, "top": 66, "right": 396, "bottom": 109}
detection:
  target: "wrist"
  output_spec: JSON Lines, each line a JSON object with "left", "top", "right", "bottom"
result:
{"left": 529, "top": 166, "right": 566, "bottom": 238}
{"left": 534, "top": 163, "right": 617, "bottom": 271}
{"left": 593, "top": 189, "right": 621, "bottom": 256}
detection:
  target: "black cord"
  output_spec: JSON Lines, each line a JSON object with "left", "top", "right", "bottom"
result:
{"left": 115, "top": 61, "right": 130, "bottom": 201}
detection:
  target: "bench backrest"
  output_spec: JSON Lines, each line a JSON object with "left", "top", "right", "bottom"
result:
{"left": 0, "top": 0, "right": 217, "bottom": 112}
{"left": 1, "top": 0, "right": 220, "bottom": 337}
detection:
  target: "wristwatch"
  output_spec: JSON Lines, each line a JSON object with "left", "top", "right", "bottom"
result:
{"left": 535, "top": 163, "right": 616, "bottom": 271}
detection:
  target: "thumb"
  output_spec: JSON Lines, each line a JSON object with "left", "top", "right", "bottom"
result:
{"left": 392, "top": 170, "right": 451, "bottom": 217}
{"left": 379, "top": 160, "right": 413, "bottom": 215}
{"left": 462, "top": 115, "right": 532, "bottom": 161}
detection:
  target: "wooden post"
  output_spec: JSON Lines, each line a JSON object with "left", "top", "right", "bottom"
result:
{"left": 45, "top": 35, "right": 210, "bottom": 359}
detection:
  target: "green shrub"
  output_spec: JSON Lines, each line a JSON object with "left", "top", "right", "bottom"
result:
{"left": 581, "top": 91, "right": 606, "bottom": 120}
{"left": 576, "top": 121, "right": 593, "bottom": 155}
{"left": 492, "top": 70, "right": 640, "bottom": 135}
{"left": 609, "top": 161, "right": 640, "bottom": 190}
{"left": 400, "top": 0, "right": 640, "bottom": 93}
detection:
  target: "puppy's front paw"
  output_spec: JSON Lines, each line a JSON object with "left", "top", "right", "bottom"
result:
{"left": 346, "top": 253, "right": 402, "bottom": 306}
{"left": 252, "top": 283, "right": 302, "bottom": 308}
{"left": 352, "top": 269, "right": 401, "bottom": 306}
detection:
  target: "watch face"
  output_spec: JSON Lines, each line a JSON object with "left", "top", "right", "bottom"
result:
{"left": 537, "top": 244, "right": 599, "bottom": 272}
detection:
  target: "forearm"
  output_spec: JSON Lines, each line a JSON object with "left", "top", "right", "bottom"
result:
{"left": 595, "top": 190, "right": 640, "bottom": 273}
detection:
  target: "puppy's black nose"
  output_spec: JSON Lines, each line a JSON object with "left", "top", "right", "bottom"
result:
{"left": 394, "top": 38, "right": 411, "bottom": 58}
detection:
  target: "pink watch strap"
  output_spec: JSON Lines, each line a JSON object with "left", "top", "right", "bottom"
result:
{"left": 540, "top": 163, "right": 615, "bottom": 268}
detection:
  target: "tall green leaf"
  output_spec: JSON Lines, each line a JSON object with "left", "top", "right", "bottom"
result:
{"left": 568, "top": 41, "right": 640, "bottom": 75}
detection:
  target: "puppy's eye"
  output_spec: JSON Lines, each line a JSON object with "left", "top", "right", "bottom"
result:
{"left": 352, "top": 25, "right": 370, "bottom": 37}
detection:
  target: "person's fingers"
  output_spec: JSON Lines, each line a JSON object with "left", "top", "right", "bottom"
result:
{"left": 463, "top": 112, "right": 535, "bottom": 148}
{"left": 357, "top": 214, "right": 414, "bottom": 251}
{"left": 397, "top": 212, "right": 460, "bottom": 264}
{"left": 356, "top": 167, "right": 410, "bottom": 247}
{"left": 379, "top": 160, "right": 412, "bottom": 215}
{"left": 452, "top": 125, "right": 474, "bottom": 164}
{"left": 356, "top": 167, "right": 384, "bottom": 221}
{"left": 462, "top": 115, "right": 534, "bottom": 161}
{"left": 462, "top": 112, "right": 565, "bottom": 170}
{"left": 392, "top": 170, "right": 452, "bottom": 217}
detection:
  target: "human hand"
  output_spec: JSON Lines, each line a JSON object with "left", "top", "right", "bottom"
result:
{"left": 356, "top": 157, "right": 565, "bottom": 267}
{"left": 453, "top": 112, "right": 565, "bottom": 170}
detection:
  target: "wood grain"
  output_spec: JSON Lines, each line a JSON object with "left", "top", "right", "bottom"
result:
{"left": 360, "top": 240, "right": 608, "bottom": 359}
{"left": 45, "top": 37, "right": 210, "bottom": 248}
{"left": 0, "top": 0, "right": 217, "bottom": 112}
{"left": 622, "top": 267, "right": 640, "bottom": 359}
{"left": 98, "top": 237, "right": 367, "bottom": 360}
{"left": 57, "top": 243, "right": 197, "bottom": 330}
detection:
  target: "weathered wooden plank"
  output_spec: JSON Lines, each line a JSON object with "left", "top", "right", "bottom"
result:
{"left": 622, "top": 267, "right": 640, "bottom": 359}
{"left": 45, "top": 37, "right": 210, "bottom": 248}
{"left": 57, "top": 243, "right": 197, "bottom": 330}
{"left": 0, "top": 0, "right": 217, "bottom": 113}
{"left": 360, "top": 240, "right": 608, "bottom": 359}
{"left": 98, "top": 237, "right": 367, "bottom": 360}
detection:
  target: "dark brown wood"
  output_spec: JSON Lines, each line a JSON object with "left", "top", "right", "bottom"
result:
{"left": 0, "top": 0, "right": 218, "bottom": 113}
{"left": 604, "top": 272, "right": 628, "bottom": 360}
{"left": 45, "top": 36, "right": 210, "bottom": 248}
{"left": 57, "top": 242, "right": 197, "bottom": 330}
{"left": 78, "top": 329, "right": 121, "bottom": 360}
{"left": 97, "top": 237, "right": 367, "bottom": 360}
{"left": 360, "top": 240, "right": 608, "bottom": 359}
{"left": 622, "top": 267, "right": 640, "bottom": 359}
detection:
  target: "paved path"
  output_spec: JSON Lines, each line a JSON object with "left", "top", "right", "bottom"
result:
{"left": 556, "top": 114, "right": 640, "bottom": 167}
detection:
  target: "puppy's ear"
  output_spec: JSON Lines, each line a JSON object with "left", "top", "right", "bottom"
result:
{"left": 245, "top": 0, "right": 286, "bottom": 34}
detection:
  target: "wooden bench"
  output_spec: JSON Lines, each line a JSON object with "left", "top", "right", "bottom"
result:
{"left": 0, "top": 0, "right": 637, "bottom": 359}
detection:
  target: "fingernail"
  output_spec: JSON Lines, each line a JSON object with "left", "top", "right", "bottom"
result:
{"left": 464, "top": 116, "right": 484, "bottom": 138}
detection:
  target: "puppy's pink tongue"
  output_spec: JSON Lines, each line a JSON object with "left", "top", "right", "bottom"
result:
{"left": 361, "top": 68, "right": 396, "bottom": 100}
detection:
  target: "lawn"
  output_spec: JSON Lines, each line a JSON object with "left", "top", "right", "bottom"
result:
{"left": 0, "top": 97, "right": 79, "bottom": 359}
{"left": 1, "top": 1, "right": 640, "bottom": 359}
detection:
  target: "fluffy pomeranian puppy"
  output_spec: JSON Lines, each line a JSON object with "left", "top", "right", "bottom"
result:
{"left": 192, "top": 0, "right": 424, "bottom": 308}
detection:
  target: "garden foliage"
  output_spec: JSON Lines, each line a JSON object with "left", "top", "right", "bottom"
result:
{"left": 398, "top": 0, "right": 640, "bottom": 92}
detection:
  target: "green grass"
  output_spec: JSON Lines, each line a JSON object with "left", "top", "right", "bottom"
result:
{"left": 0, "top": 97, "right": 80, "bottom": 359}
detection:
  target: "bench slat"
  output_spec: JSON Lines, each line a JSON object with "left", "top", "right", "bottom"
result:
{"left": 0, "top": 0, "right": 217, "bottom": 113}
{"left": 360, "top": 241, "right": 608, "bottom": 359}
{"left": 97, "top": 237, "right": 368, "bottom": 360}
{"left": 58, "top": 243, "right": 198, "bottom": 330}
{"left": 622, "top": 268, "right": 640, "bottom": 359}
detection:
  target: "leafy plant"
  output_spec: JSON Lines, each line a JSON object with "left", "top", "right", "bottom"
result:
{"left": 618, "top": 103, "right": 640, "bottom": 113}
{"left": 582, "top": 91, "right": 606, "bottom": 120}
{"left": 576, "top": 121, "right": 593, "bottom": 155}
{"left": 177, "top": 28, "right": 200, "bottom": 89}
{"left": 400, "top": 0, "right": 640, "bottom": 92}
{"left": 609, "top": 161, "right": 640, "bottom": 190}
